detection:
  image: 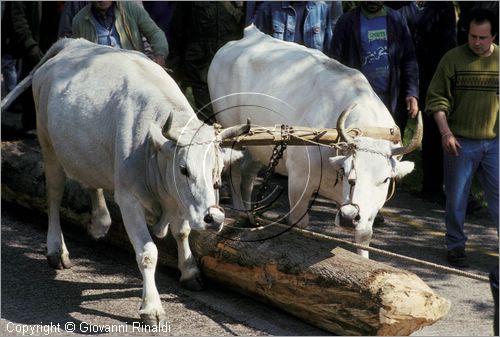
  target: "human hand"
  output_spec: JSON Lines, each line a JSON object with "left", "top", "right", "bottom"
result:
{"left": 29, "top": 45, "right": 43, "bottom": 63}
{"left": 441, "top": 132, "right": 461, "bottom": 156}
{"left": 152, "top": 55, "right": 165, "bottom": 67}
{"left": 406, "top": 96, "right": 418, "bottom": 118}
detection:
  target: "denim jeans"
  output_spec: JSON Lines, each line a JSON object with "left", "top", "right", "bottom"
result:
{"left": 1, "top": 54, "right": 18, "bottom": 94}
{"left": 443, "top": 137, "right": 499, "bottom": 250}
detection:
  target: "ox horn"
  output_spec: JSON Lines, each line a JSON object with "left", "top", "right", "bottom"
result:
{"left": 162, "top": 114, "right": 180, "bottom": 142}
{"left": 219, "top": 118, "right": 251, "bottom": 141}
{"left": 336, "top": 104, "right": 358, "bottom": 143}
{"left": 391, "top": 111, "right": 423, "bottom": 156}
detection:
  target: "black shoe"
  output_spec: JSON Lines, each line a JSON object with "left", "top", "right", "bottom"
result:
{"left": 447, "top": 247, "right": 469, "bottom": 268}
{"left": 373, "top": 212, "right": 385, "bottom": 226}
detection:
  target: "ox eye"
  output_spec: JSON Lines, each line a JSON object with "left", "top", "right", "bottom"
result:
{"left": 180, "top": 165, "right": 190, "bottom": 178}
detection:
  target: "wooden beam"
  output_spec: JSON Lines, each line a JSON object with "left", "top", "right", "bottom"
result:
{"left": 220, "top": 126, "right": 401, "bottom": 147}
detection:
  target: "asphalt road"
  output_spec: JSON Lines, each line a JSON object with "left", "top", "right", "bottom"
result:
{"left": 1, "top": 203, "right": 328, "bottom": 336}
{"left": 1, "top": 186, "right": 498, "bottom": 336}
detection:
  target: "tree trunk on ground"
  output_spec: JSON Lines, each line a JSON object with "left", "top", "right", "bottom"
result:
{"left": 1, "top": 140, "right": 450, "bottom": 335}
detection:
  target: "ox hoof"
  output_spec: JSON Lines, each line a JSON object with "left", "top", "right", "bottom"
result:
{"left": 88, "top": 226, "right": 110, "bottom": 240}
{"left": 88, "top": 218, "right": 112, "bottom": 240}
{"left": 293, "top": 221, "right": 308, "bottom": 229}
{"left": 236, "top": 213, "right": 258, "bottom": 228}
{"left": 181, "top": 274, "right": 205, "bottom": 291}
{"left": 286, "top": 219, "right": 306, "bottom": 229}
{"left": 47, "top": 253, "right": 72, "bottom": 270}
{"left": 152, "top": 223, "right": 169, "bottom": 239}
{"left": 140, "top": 312, "right": 168, "bottom": 326}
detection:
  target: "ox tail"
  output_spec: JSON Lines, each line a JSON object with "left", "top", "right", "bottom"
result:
{"left": 1, "top": 38, "right": 74, "bottom": 112}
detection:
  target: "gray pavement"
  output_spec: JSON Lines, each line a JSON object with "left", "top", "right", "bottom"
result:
{"left": 1, "top": 203, "right": 328, "bottom": 336}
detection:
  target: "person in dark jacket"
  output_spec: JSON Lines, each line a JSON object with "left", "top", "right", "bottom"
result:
{"left": 142, "top": 1, "right": 177, "bottom": 42}
{"left": 169, "top": 2, "right": 244, "bottom": 123}
{"left": 399, "top": 2, "right": 457, "bottom": 202}
{"left": 1, "top": 2, "right": 19, "bottom": 97}
{"left": 57, "top": 1, "right": 88, "bottom": 38}
{"left": 6, "top": 1, "right": 62, "bottom": 133}
{"left": 331, "top": 1, "right": 419, "bottom": 135}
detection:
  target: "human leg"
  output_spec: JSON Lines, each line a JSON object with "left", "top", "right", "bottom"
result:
{"left": 421, "top": 112, "right": 444, "bottom": 200}
{"left": 443, "top": 139, "right": 481, "bottom": 251}
{"left": 477, "top": 138, "right": 499, "bottom": 231}
{"left": 20, "top": 56, "right": 38, "bottom": 131}
{"left": 1, "top": 53, "right": 18, "bottom": 95}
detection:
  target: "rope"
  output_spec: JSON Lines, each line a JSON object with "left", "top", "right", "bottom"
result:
{"left": 265, "top": 221, "right": 491, "bottom": 283}
{"left": 385, "top": 178, "right": 396, "bottom": 202}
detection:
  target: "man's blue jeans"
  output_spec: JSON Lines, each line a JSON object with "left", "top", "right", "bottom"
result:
{"left": 443, "top": 137, "right": 499, "bottom": 250}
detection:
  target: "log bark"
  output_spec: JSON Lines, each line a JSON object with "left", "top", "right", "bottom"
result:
{"left": 1, "top": 140, "right": 449, "bottom": 336}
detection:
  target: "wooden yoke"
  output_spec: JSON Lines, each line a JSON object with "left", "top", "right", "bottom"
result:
{"left": 220, "top": 125, "right": 402, "bottom": 147}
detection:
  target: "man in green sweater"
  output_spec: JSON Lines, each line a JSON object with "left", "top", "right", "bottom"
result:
{"left": 426, "top": 8, "right": 498, "bottom": 268}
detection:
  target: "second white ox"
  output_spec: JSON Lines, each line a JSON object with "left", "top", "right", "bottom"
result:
{"left": 208, "top": 26, "right": 422, "bottom": 257}
{"left": 1, "top": 38, "right": 248, "bottom": 325}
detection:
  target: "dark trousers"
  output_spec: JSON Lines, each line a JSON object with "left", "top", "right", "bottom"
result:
{"left": 19, "top": 57, "right": 38, "bottom": 131}
{"left": 421, "top": 112, "right": 444, "bottom": 195}
{"left": 182, "top": 41, "right": 217, "bottom": 124}
{"left": 491, "top": 266, "right": 499, "bottom": 336}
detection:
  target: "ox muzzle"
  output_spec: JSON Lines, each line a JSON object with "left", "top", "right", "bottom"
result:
{"left": 203, "top": 205, "right": 225, "bottom": 231}
{"left": 338, "top": 204, "right": 360, "bottom": 228}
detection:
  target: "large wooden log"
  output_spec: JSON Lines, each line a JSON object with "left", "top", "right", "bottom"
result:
{"left": 2, "top": 140, "right": 449, "bottom": 335}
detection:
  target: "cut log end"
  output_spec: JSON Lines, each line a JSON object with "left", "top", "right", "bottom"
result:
{"left": 370, "top": 272, "right": 450, "bottom": 335}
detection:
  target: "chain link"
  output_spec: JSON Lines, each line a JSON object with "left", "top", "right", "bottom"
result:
{"left": 253, "top": 124, "right": 289, "bottom": 209}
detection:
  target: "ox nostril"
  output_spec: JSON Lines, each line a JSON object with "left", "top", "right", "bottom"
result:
{"left": 354, "top": 214, "right": 361, "bottom": 222}
{"left": 204, "top": 214, "right": 214, "bottom": 223}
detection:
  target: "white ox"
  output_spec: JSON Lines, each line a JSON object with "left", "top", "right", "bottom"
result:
{"left": 208, "top": 26, "right": 422, "bottom": 257}
{"left": 1, "top": 38, "right": 248, "bottom": 325}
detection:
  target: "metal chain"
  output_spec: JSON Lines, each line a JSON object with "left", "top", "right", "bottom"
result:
{"left": 254, "top": 124, "right": 289, "bottom": 207}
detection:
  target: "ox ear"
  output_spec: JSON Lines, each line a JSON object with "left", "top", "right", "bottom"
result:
{"left": 392, "top": 160, "right": 415, "bottom": 180}
{"left": 148, "top": 124, "right": 175, "bottom": 155}
{"left": 328, "top": 156, "right": 347, "bottom": 170}
{"left": 220, "top": 147, "right": 245, "bottom": 167}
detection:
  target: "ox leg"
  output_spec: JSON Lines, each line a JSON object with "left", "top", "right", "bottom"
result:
{"left": 152, "top": 206, "right": 170, "bottom": 239}
{"left": 229, "top": 154, "right": 262, "bottom": 213}
{"left": 115, "top": 192, "right": 167, "bottom": 325}
{"left": 287, "top": 169, "right": 319, "bottom": 229}
{"left": 170, "top": 219, "right": 204, "bottom": 291}
{"left": 355, "top": 231, "right": 372, "bottom": 259}
{"left": 39, "top": 137, "right": 72, "bottom": 269}
{"left": 88, "top": 188, "right": 112, "bottom": 239}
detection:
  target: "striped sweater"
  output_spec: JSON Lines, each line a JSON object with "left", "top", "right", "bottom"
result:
{"left": 425, "top": 43, "right": 498, "bottom": 139}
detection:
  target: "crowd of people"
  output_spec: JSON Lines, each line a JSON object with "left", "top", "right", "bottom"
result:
{"left": 1, "top": 1, "right": 498, "bottom": 321}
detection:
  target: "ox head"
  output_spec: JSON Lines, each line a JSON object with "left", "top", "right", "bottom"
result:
{"left": 329, "top": 105, "right": 422, "bottom": 251}
{"left": 148, "top": 115, "right": 249, "bottom": 232}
